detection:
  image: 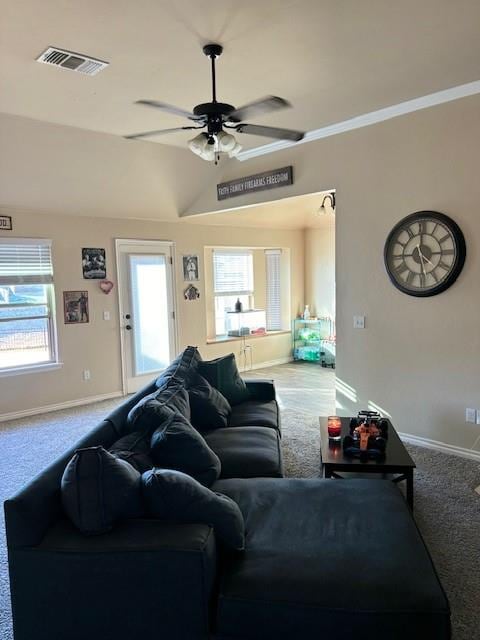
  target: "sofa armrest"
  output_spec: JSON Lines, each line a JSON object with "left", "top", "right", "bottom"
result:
{"left": 244, "top": 379, "right": 276, "bottom": 402}
{"left": 8, "top": 518, "right": 217, "bottom": 640}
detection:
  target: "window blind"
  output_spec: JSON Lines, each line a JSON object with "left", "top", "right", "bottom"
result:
{"left": 0, "top": 239, "right": 53, "bottom": 285}
{"left": 265, "top": 249, "right": 282, "bottom": 330}
{"left": 213, "top": 250, "right": 253, "bottom": 295}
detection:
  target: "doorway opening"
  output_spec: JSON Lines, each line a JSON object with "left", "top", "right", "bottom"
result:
{"left": 184, "top": 189, "right": 336, "bottom": 416}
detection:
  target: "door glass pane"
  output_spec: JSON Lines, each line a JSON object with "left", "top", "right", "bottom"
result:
{"left": 129, "top": 254, "right": 170, "bottom": 375}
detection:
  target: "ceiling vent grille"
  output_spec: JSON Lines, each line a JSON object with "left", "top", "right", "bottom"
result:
{"left": 36, "top": 47, "right": 109, "bottom": 76}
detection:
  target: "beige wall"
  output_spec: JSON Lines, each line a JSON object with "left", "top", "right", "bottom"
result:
{"left": 186, "top": 94, "right": 480, "bottom": 454}
{"left": 305, "top": 216, "right": 335, "bottom": 320}
{"left": 0, "top": 211, "right": 303, "bottom": 416}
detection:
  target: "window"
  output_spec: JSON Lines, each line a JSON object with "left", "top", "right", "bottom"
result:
{"left": 265, "top": 249, "right": 282, "bottom": 330}
{"left": 213, "top": 250, "right": 253, "bottom": 335}
{"left": 0, "top": 239, "right": 57, "bottom": 371}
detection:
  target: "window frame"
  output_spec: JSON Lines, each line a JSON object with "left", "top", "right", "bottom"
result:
{"left": 0, "top": 238, "right": 60, "bottom": 376}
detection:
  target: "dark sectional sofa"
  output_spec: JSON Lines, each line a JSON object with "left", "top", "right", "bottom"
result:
{"left": 4, "top": 347, "right": 450, "bottom": 640}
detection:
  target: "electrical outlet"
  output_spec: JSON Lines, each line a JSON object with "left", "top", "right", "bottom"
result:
{"left": 465, "top": 408, "right": 476, "bottom": 423}
{"left": 83, "top": 369, "right": 91, "bottom": 381}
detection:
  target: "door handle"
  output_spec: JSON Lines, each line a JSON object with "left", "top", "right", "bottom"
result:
{"left": 125, "top": 314, "right": 131, "bottom": 319}
{"left": 125, "top": 324, "right": 132, "bottom": 331}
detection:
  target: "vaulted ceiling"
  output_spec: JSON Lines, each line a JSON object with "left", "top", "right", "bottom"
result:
{"left": 2, "top": 0, "right": 480, "bottom": 152}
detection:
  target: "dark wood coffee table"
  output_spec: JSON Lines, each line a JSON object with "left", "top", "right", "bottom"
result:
{"left": 319, "top": 417, "right": 416, "bottom": 508}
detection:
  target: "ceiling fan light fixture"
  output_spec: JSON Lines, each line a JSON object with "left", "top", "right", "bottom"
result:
{"left": 217, "top": 130, "right": 236, "bottom": 152}
{"left": 188, "top": 132, "right": 209, "bottom": 156}
{"left": 228, "top": 141, "right": 243, "bottom": 158}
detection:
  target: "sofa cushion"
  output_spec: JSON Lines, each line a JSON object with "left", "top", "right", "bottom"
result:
{"left": 155, "top": 345, "right": 202, "bottom": 389}
{"left": 61, "top": 447, "right": 143, "bottom": 535}
{"left": 228, "top": 399, "right": 279, "bottom": 430}
{"left": 109, "top": 431, "right": 154, "bottom": 473}
{"left": 150, "top": 411, "right": 221, "bottom": 487}
{"left": 127, "top": 384, "right": 190, "bottom": 432}
{"left": 188, "top": 372, "right": 231, "bottom": 432}
{"left": 142, "top": 468, "right": 245, "bottom": 551}
{"left": 198, "top": 353, "right": 250, "bottom": 406}
{"left": 213, "top": 478, "right": 451, "bottom": 640}
{"left": 206, "top": 427, "right": 283, "bottom": 479}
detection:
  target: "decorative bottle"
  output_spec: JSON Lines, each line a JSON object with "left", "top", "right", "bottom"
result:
{"left": 235, "top": 298, "right": 243, "bottom": 312}
{"left": 303, "top": 305, "right": 310, "bottom": 320}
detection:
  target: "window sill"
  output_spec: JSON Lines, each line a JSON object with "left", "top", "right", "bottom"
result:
{"left": 206, "top": 330, "right": 291, "bottom": 345}
{"left": 0, "top": 362, "right": 64, "bottom": 378}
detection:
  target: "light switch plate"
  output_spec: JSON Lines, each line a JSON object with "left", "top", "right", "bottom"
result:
{"left": 353, "top": 315, "right": 365, "bottom": 329}
{"left": 466, "top": 408, "right": 476, "bottom": 423}
{"left": 103, "top": 311, "right": 110, "bottom": 321}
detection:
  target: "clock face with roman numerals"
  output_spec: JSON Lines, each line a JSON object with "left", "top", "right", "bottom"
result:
{"left": 384, "top": 211, "right": 466, "bottom": 297}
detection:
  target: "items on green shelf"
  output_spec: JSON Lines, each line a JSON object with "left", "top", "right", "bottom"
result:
{"left": 292, "top": 316, "right": 336, "bottom": 367}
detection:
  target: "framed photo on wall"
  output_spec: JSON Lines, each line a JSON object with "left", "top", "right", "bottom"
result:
{"left": 182, "top": 255, "right": 199, "bottom": 281}
{"left": 63, "top": 291, "right": 89, "bottom": 324}
{"left": 82, "top": 248, "right": 106, "bottom": 279}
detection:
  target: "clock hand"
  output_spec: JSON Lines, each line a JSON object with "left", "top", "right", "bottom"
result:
{"left": 416, "top": 243, "right": 434, "bottom": 266}
{"left": 416, "top": 244, "right": 427, "bottom": 276}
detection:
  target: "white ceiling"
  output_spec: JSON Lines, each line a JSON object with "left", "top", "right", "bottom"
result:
{"left": 184, "top": 191, "right": 334, "bottom": 229}
{"left": 2, "top": 0, "right": 480, "bottom": 151}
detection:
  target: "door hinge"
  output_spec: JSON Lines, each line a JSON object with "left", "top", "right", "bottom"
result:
{"left": 172, "top": 310, "right": 175, "bottom": 320}
{"left": 169, "top": 256, "right": 173, "bottom": 265}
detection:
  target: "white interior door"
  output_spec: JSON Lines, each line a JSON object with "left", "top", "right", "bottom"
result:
{"left": 116, "top": 239, "right": 177, "bottom": 393}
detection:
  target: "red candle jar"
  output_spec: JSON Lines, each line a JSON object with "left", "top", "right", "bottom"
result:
{"left": 327, "top": 416, "right": 342, "bottom": 440}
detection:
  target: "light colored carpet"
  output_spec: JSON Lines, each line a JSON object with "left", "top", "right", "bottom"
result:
{"left": 1, "top": 402, "right": 479, "bottom": 640}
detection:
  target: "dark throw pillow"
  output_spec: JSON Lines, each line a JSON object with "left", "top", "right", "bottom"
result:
{"left": 142, "top": 468, "right": 245, "bottom": 551}
{"left": 150, "top": 410, "right": 221, "bottom": 487}
{"left": 188, "top": 372, "right": 231, "bottom": 432}
{"left": 109, "top": 431, "right": 154, "bottom": 473}
{"left": 127, "top": 384, "right": 190, "bottom": 432}
{"left": 198, "top": 353, "right": 250, "bottom": 406}
{"left": 61, "top": 447, "right": 143, "bottom": 535}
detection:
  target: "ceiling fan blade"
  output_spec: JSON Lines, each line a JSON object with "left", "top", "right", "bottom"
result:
{"left": 227, "top": 96, "right": 291, "bottom": 123}
{"left": 124, "top": 126, "right": 204, "bottom": 140}
{"left": 235, "top": 123, "right": 304, "bottom": 142}
{"left": 135, "top": 100, "right": 205, "bottom": 121}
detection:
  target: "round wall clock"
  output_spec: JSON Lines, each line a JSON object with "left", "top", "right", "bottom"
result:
{"left": 384, "top": 211, "right": 466, "bottom": 297}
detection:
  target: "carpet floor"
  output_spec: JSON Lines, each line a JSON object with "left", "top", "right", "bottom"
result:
{"left": 1, "top": 402, "right": 479, "bottom": 639}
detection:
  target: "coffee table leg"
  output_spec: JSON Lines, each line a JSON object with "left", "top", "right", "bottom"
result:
{"left": 406, "top": 469, "right": 414, "bottom": 510}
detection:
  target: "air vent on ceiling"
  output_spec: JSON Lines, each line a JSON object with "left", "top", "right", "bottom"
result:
{"left": 36, "top": 47, "right": 109, "bottom": 76}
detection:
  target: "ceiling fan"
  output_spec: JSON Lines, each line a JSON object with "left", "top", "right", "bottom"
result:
{"left": 125, "top": 43, "right": 305, "bottom": 162}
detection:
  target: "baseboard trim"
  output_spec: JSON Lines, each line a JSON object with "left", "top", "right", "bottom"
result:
{"left": 0, "top": 391, "right": 124, "bottom": 423}
{"left": 399, "top": 431, "right": 480, "bottom": 462}
{"left": 241, "top": 356, "right": 293, "bottom": 373}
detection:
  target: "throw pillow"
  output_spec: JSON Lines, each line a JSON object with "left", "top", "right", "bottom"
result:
{"left": 109, "top": 431, "right": 153, "bottom": 473}
{"left": 61, "top": 447, "right": 143, "bottom": 535}
{"left": 127, "top": 384, "right": 190, "bottom": 432}
{"left": 142, "top": 468, "right": 245, "bottom": 551}
{"left": 188, "top": 372, "right": 231, "bottom": 432}
{"left": 198, "top": 353, "right": 250, "bottom": 406}
{"left": 150, "top": 410, "right": 221, "bottom": 487}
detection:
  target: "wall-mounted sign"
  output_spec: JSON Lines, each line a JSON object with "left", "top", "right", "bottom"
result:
{"left": 217, "top": 166, "right": 293, "bottom": 201}
{"left": 0, "top": 215, "right": 12, "bottom": 231}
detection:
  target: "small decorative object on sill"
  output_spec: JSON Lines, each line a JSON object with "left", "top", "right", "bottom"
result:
{"left": 184, "top": 284, "right": 200, "bottom": 300}
{"left": 327, "top": 416, "right": 342, "bottom": 441}
{"left": 235, "top": 298, "right": 243, "bottom": 312}
{"left": 303, "top": 305, "right": 310, "bottom": 320}
{"left": 99, "top": 280, "right": 114, "bottom": 294}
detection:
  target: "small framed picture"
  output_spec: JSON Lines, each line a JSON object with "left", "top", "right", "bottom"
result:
{"left": 0, "top": 215, "right": 12, "bottom": 231}
{"left": 63, "top": 291, "right": 89, "bottom": 324}
{"left": 182, "top": 255, "right": 199, "bottom": 282}
{"left": 82, "top": 248, "right": 106, "bottom": 279}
